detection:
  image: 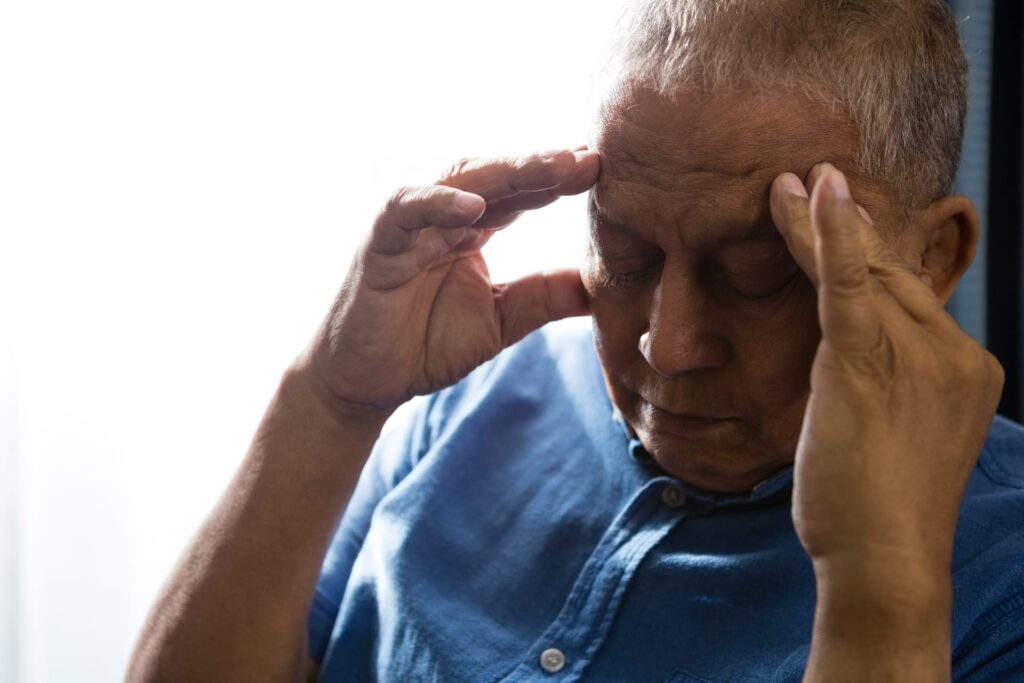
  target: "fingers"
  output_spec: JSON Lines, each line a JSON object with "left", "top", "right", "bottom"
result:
{"left": 772, "top": 165, "right": 943, "bottom": 325}
{"left": 368, "top": 185, "right": 487, "bottom": 255}
{"left": 495, "top": 268, "right": 591, "bottom": 347}
{"left": 806, "top": 162, "right": 875, "bottom": 230}
{"left": 810, "top": 166, "right": 882, "bottom": 352}
{"left": 368, "top": 149, "right": 601, "bottom": 256}
{"left": 472, "top": 150, "right": 601, "bottom": 229}
{"left": 770, "top": 172, "right": 819, "bottom": 287}
{"left": 845, "top": 211, "right": 937, "bottom": 314}
{"left": 439, "top": 149, "right": 584, "bottom": 200}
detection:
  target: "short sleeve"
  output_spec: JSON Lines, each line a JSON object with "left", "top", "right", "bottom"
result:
{"left": 954, "top": 591, "right": 1024, "bottom": 682}
{"left": 306, "top": 395, "right": 435, "bottom": 663}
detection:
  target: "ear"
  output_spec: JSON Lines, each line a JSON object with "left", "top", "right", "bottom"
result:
{"left": 913, "top": 195, "right": 980, "bottom": 305}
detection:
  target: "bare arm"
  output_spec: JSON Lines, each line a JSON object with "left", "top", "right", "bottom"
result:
{"left": 124, "top": 148, "right": 600, "bottom": 682}
{"left": 124, "top": 366, "right": 387, "bottom": 682}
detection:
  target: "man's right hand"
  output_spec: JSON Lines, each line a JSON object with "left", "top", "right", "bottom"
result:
{"left": 126, "top": 150, "right": 599, "bottom": 683}
{"left": 298, "top": 148, "right": 600, "bottom": 423}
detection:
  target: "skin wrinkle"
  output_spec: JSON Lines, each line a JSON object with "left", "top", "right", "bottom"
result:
{"left": 610, "top": 0, "right": 968, "bottom": 224}
{"left": 583, "top": 84, "right": 883, "bottom": 491}
{"left": 595, "top": 166, "right": 787, "bottom": 251}
{"left": 584, "top": 72, "right": 970, "bottom": 490}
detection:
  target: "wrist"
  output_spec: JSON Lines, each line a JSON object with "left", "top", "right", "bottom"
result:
{"left": 813, "top": 551, "right": 951, "bottom": 606}
{"left": 280, "top": 358, "right": 395, "bottom": 438}
{"left": 805, "top": 560, "right": 952, "bottom": 682}
{"left": 813, "top": 556, "right": 952, "bottom": 643}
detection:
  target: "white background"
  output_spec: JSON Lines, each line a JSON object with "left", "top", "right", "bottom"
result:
{"left": 0, "top": 1, "right": 626, "bottom": 680}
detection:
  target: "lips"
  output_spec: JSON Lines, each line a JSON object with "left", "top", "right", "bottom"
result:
{"left": 644, "top": 403, "right": 737, "bottom": 422}
{"left": 637, "top": 401, "right": 746, "bottom": 440}
{"left": 633, "top": 391, "right": 740, "bottom": 421}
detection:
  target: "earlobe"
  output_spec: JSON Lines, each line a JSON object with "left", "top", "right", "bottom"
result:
{"left": 918, "top": 195, "right": 980, "bottom": 305}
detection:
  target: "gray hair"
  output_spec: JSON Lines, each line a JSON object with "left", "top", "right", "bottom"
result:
{"left": 604, "top": 0, "right": 968, "bottom": 220}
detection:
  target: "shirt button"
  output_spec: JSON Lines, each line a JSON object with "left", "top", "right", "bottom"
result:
{"left": 539, "top": 647, "right": 566, "bottom": 673}
{"left": 661, "top": 484, "right": 687, "bottom": 508}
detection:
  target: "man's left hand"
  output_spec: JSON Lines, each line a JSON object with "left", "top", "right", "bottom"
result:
{"left": 769, "top": 163, "right": 1004, "bottom": 680}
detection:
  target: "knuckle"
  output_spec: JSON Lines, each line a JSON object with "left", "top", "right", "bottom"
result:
{"left": 983, "top": 350, "right": 1006, "bottom": 387}
{"left": 822, "top": 269, "right": 868, "bottom": 299}
{"left": 863, "top": 239, "right": 891, "bottom": 265}
{"left": 384, "top": 186, "right": 413, "bottom": 213}
{"left": 951, "top": 343, "right": 981, "bottom": 377}
{"left": 774, "top": 196, "right": 806, "bottom": 226}
{"left": 946, "top": 341, "right": 996, "bottom": 390}
{"left": 440, "top": 157, "right": 474, "bottom": 182}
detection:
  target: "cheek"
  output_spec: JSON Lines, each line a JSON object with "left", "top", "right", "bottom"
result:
{"left": 590, "top": 301, "right": 644, "bottom": 424}
{"left": 734, "top": 284, "right": 820, "bottom": 414}
{"left": 586, "top": 285, "right": 646, "bottom": 374}
{"left": 590, "top": 302, "right": 636, "bottom": 378}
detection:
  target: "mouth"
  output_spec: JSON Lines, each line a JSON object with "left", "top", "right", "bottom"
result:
{"left": 640, "top": 402, "right": 743, "bottom": 436}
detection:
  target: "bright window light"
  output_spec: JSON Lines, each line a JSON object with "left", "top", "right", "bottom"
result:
{"left": 0, "top": 1, "right": 626, "bottom": 680}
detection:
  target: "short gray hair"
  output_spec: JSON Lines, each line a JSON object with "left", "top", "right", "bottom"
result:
{"left": 605, "top": 0, "right": 968, "bottom": 219}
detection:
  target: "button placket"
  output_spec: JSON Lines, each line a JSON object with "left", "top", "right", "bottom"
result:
{"left": 499, "top": 478, "right": 688, "bottom": 683}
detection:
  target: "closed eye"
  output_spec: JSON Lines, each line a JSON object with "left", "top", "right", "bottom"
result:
{"left": 723, "top": 266, "right": 800, "bottom": 300}
{"left": 596, "top": 257, "right": 663, "bottom": 289}
{"left": 716, "top": 240, "right": 799, "bottom": 300}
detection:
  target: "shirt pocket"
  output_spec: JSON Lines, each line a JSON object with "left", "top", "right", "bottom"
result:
{"left": 663, "top": 670, "right": 713, "bottom": 683}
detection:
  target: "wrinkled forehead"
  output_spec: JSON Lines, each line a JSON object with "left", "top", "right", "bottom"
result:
{"left": 590, "top": 84, "right": 861, "bottom": 233}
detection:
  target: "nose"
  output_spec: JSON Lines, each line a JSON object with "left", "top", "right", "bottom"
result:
{"left": 639, "top": 275, "right": 729, "bottom": 377}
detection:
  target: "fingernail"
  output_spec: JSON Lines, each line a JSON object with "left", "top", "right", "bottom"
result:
{"left": 856, "top": 204, "right": 875, "bottom": 225}
{"left": 781, "top": 174, "right": 808, "bottom": 198}
{"left": 454, "top": 191, "right": 484, "bottom": 212}
{"left": 823, "top": 168, "right": 850, "bottom": 200}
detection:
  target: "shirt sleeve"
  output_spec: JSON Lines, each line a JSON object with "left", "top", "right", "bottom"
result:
{"left": 954, "top": 590, "right": 1024, "bottom": 682}
{"left": 306, "top": 395, "right": 435, "bottom": 664}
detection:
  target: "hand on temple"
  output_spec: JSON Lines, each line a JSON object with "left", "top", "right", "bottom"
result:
{"left": 770, "top": 163, "right": 1005, "bottom": 681}
{"left": 296, "top": 148, "right": 600, "bottom": 425}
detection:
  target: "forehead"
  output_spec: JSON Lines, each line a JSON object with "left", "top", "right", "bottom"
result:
{"left": 591, "top": 84, "right": 860, "bottom": 244}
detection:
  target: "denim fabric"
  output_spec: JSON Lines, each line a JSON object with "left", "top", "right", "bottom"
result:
{"left": 308, "top": 319, "right": 1024, "bottom": 682}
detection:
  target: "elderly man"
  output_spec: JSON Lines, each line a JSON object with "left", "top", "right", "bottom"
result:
{"left": 127, "top": 0, "right": 1023, "bottom": 681}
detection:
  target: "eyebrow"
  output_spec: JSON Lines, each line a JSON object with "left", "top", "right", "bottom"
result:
{"left": 589, "top": 200, "right": 782, "bottom": 246}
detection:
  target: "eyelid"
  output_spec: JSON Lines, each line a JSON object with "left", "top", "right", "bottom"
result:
{"left": 722, "top": 264, "right": 800, "bottom": 300}
{"left": 595, "top": 254, "right": 663, "bottom": 289}
{"left": 590, "top": 229, "right": 661, "bottom": 258}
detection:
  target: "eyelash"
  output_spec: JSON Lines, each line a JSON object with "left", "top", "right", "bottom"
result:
{"left": 598, "top": 264, "right": 659, "bottom": 289}
{"left": 598, "top": 260, "right": 798, "bottom": 301}
{"left": 721, "top": 267, "right": 800, "bottom": 301}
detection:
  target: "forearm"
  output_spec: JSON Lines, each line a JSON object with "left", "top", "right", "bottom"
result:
{"left": 125, "top": 363, "right": 388, "bottom": 683}
{"left": 804, "top": 562, "right": 953, "bottom": 683}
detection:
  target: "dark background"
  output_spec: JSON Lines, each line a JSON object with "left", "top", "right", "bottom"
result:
{"left": 947, "top": 0, "right": 1022, "bottom": 421}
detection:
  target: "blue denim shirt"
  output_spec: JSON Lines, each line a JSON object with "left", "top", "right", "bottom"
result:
{"left": 308, "top": 319, "right": 1024, "bottom": 682}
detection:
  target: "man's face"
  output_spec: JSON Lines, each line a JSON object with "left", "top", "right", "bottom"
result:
{"left": 585, "top": 83, "right": 886, "bottom": 492}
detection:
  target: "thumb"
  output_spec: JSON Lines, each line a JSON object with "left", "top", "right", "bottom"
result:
{"left": 495, "top": 268, "right": 591, "bottom": 347}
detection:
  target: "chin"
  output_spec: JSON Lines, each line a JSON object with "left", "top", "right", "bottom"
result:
{"left": 640, "top": 430, "right": 793, "bottom": 493}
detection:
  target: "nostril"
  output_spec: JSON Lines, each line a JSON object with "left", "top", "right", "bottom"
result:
{"left": 638, "top": 324, "right": 729, "bottom": 377}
